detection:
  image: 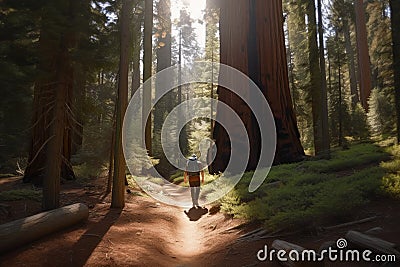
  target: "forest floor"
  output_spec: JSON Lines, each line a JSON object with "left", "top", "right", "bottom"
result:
{"left": 0, "top": 173, "right": 400, "bottom": 267}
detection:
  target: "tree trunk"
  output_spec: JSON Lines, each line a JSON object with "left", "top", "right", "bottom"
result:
{"left": 254, "top": 0, "right": 304, "bottom": 163}
{"left": 287, "top": 28, "right": 296, "bottom": 114}
{"left": 106, "top": 107, "right": 116, "bottom": 194}
{"left": 131, "top": 21, "right": 141, "bottom": 99}
{"left": 205, "top": 0, "right": 219, "bottom": 133}
{"left": 343, "top": 18, "right": 359, "bottom": 107}
{"left": 286, "top": 0, "right": 307, "bottom": 118}
{"left": 23, "top": 0, "right": 78, "bottom": 209}
{"left": 307, "top": 0, "right": 326, "bottom": 156}
{"left": 317, "top": 0, "right": 330, "bottom": 156}
{"left": 153, "top": 0, "right": 172, "bottom": 171}
{"left": 338, "top": 39, "right": 343, "bottom": 147}
{"left": 355, "top": 0, "right": 372, "bottom": 111}
{"left": 23, "top": 1, "right": 77, "bottom": 187}
{"left": 390, "top": 0, "right": 400, "bottom": 144}
{"left": 24, "top": 79, "right": 75, "bottom": 186}
{"left": 210, "top": 0, "right": 304, "bottom": 173}
{"left": 143, "top": 0, "right": 153, "bottom": 155}
{"left": 24, "top": 75, "right": 50, "bottom": 186}
{"left": 43, "top": 65, "right": 68, "bottom": 210}
{"left": 71, "top": 64, "right": 85, "bottom": 156}
{"left": 111, "top": 0, "right": 133, "bottom": 209}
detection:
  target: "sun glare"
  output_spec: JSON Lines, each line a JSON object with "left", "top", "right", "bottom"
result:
{"left": 171, "top": 0, "right": 206, "bottom": 51}
{"left": 185, "top": 0, "right": 206, "bottom": 18}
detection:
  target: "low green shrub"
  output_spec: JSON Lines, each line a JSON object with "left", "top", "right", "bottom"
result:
{"left": 220, "top": 143, "right": 394, "bottom": 231}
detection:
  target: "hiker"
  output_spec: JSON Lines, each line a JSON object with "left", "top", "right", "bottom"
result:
{"left": 184, "top": 154, "right": 204, "bottom": 208}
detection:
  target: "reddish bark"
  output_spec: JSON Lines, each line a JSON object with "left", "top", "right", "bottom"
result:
{"left": 355, "top": 0, "right": 372, "bottom": 111}
{"left": 23, "top": 1, "right": 77, "bottom": 187}
{"left": 210, "top": 0, "right": 304, "bottom": 173}
{"left": 111, "top": 0, "right": 133, "bottom": 209}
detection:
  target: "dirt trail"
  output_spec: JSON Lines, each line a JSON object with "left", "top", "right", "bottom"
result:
{"left": 2, "top": 177, "right": 400, "bottom": 267}
{"left": 0, "top": 182, "right": 241, "bottom": 267}
{"left": 175, "top": 210, "right": 203, "bottom": 260}
{"left": 159, "top": 183, "right": 223, "bottom": 265}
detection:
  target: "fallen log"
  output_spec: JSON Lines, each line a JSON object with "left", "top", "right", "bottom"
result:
{"left": 0, "top": 203, "right": 89, "bottom": 253}
{"left": 238, "top": 227, "right": 266, "bottom": 239}
{"left": 345, "top": 230, "right": 400, "bottom": 259}
{"left": 221, "top": 222, "right": 248, "bottom": 234}
{"left": 238, "top": 230, "right": 300, "bottom": 243}
{"left": 364, "top": 227, "right": 384, "bottom": 236}
{"left": 320, "top": 216, "right": 377, "bottom": 231}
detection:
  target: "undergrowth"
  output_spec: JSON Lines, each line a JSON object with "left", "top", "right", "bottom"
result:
{"left": 0, "top": 188, "right": 42, "bottom": 202}
{"left": 219, "top": 142, "right": 400, "bottom": 231}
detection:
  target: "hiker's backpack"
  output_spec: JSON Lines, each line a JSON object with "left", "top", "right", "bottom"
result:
{"left": 186, "top": 159, "right": 200, "bottom": 176}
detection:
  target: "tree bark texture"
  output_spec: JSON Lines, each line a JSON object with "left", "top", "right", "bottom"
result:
{"left": 143, "top": 0, "right": 153, "bottom": 155}
{"left": 0, "top": 203, "right": 89, "bottom": 253}
{"left": 210, "top": 0, "right": 304, "bottom": 173}
{"left": 355, "top": 0, "right": 372, "bottom": 111}
{"left": 111, "top": 0, "right": 133, "bottom": 209}
{"left": 307, "top": 0, "right": 329, "bottom": 156}
{"left": 317, "top": 0, "right": 330, "bottom": 155}
{"left": 153, "top": 0, "right": 173, "bottom": 175}
{"left": 343, "top": 18, "right": 359, "bottom": 107}
{"left": 23, "top": 1, "right": 79, "bottom": 187}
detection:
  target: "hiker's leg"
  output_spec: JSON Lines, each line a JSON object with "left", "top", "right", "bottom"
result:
{"left": 194, "top": 186, "right": 200, "bottom": 206}
{"left": 190, "top": 186, "right": 196, "bottom": 206}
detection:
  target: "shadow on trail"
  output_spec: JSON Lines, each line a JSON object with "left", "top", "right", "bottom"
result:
{"left": 71, "top": 208, "right": 122, "bottom": 267}
{"left": 184, "top": 207, "right": 208, "bottom": 221}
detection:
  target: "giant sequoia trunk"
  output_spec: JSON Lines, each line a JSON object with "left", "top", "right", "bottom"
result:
{"left": 24, "top": 1, "right": 77, "bottom": 187}
{"left": 24, "top": 79, "right": 75, "bottom": 187}
{"left": 210, "top": 0, "right": 304, "bottom": 173}
{"left": 343, "top": 17, "right": 359, "bottom": 107}
{"left": 355, "top": 0, "right": 372, "bottom": 111}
